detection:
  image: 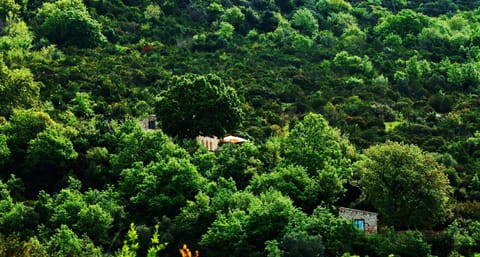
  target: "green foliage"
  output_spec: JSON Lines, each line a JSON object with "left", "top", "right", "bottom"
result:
{"left": 201, "top": 190, "right": 299, "bottom": 257}
{"left": 118, "top": 223, "right": 139, "bottom": 257}
{"left": 357, "top": 141, "right": 453, "bottom": 229}
{"left": 0, "top": 14, "right": 34, "bottom": 51}
{"left": 0, "top": 178, "right": 37, "bottom": 236}
{"left": 36, "top": 0, "right": 106, "bottom": 48}
{"left": 0, "top": 58, "right": 39, "bottom": 116}
{"left": 26, "top": 127, "right": 77, "bottom": 170}
{"left": 42, "top": 178, "right": 117, "bottom": 246}
{"left": 110, "top": 122, "right": 188, "bottom": 172}
{"left": 368, "top": 227, "right": 432, "bottom": 257}
{"left": 70, "top": 92, "right": 94, "bottom": 118}
{"left": 221, "top": 6, "right": 245, "bottom": 28}
{"left": 216, "top": 21, "right": 235, "bottom": 41}
{"left": 206, "top": 142, "right": 263, "bottom": 189}
{"left": 0, "top": 109, "right": 54, "bottom": 157}
{"left": 0, "top": 134, "right": 9, "bottom": 167}
{"left": 46, "top": 225, "right": 102, "bottom": 257}
{"left": 146, "top": 225, "right": 167, "bottom": 257}
{"left": 248, "top": 165, "right": 317, "bottom": 211}
{"left": 119, "top": 158, "right": 205, "bottom": 219}
{"left": 0, "top": 0, "right": 20, "bottom": 18}
{"left": 374, "top": 9, "right": 430, "bottom": 39}
{"left": 281, "top": 113, "right": 353, "bottom": 207}
{"left": 144, "top": 4, "right": 162, "bottom": 21}
{"left": 447, "top": 219, "right": 480, "bottom": 256}
{"left": 155, "top": 73, "right": 243, "bottom": 138}
{"left": 3, "top": 0, "right": 480, "bottom": 256}
{"left": 290, "top": 8, "right": 318, "bottom": 37}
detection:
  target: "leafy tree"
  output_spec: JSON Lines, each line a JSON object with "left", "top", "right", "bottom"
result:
{"left": 175, "top": 177, "right": 238, "bottom": 248}
{"left": 357, "top": 141, "right": 453, "bottom": 229}
{"left": 117, "top": 223, "right": 139, "bottom": 257}
{"left": 317, "top": 0, "right": 352, "bottom": 13}
{"left": 374, "top": 9, "right": 430, "bottom": 39}
{"left": 70, "top": 92, "right": 95, "bottom": 118}
{"left": 206, "top": 142, "right": 263, "bottom": 190}
{"left": 248, "top": 165, "right": 317, "bottom": 211}
{"left": 46, "top": 225, "right": 102, "bottom": 257}
{"left": 220, "top": 6, "right": 245, "bottom": 29}
{"left": 0, "top": 14, "right": 34, "bottom": 51}
{"left": 216, "top": 21, "right": 235, "bottom": 41}
{"left": 0, "top": 58, "right": 39, "bottom": 116}
{"left": 119, "top": 158, "right": 205, "bottom": 220}
{"left": 155, "top": 73, "right": 243, "bottom": 138}
{"left": 0, "top": 0, "right": 20, "bottom": 18}
{"left": 0, "top": 134, "right": 10, "bottom": 167}
{"left": 110, "top": 122, "right": 188, "bottom": 172}
{"left": 0, "top": 110, "right": 54, "bottom": 158}
{"left": 447, "top": 219, "right": 480, "bottom": 255}
{"left": 24, "top": 127, "right": 77, "bottom": 192}
{"left": 42, "top": 178, "right": 118, "bottom": 246}
{"left": 266, "top": 207, "right": 365, "bottom": 257}
{"left": 368, "top": 227, "right": 432, "bottom": 257}
{"left": 200, "top": 190, "right": 299, "bottom": 257}
{"left": 290, "top": 8, "right": 318, "bottom": 37}
{"left": 281, "top": 113, "right": 354, "bottom": 207}
{"left": 0, "top": 178, "right": 38, "bottom": 236}
{"left": 36, "top": 0, "right": 106, "bottom": 48}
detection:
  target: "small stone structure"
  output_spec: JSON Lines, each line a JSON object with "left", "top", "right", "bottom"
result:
{"left": 339, "top": 207, "right": 378, "bottom": 233}
{"left": 140, "top": 115, "right": 157, "bottom": 130}
{"left": 196, "top": 135, "right": 219, "bottom": 151}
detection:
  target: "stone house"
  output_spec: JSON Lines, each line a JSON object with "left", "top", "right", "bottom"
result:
{"left": 339, "top": 207, "right": 378, "bottom": 233}
{"left": 140, "top": 115, "right": 158, "bottom": 130}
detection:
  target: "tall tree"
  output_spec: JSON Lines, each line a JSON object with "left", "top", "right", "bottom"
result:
{"left": 155, "top": 73, "right": 243, "bottom": 138}
{"left": 356, "top": 141, "right": 453, "bottom": 229}
{"left": 35, "top": 0, "right": 106, "bottom": 48}
{"left": 281, "top": 113, "right": 354, "bottom": 208}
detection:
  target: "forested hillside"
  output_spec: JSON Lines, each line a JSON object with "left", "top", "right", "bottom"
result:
{"left": 1, "top": 0, "right": 480, "bottom": 256}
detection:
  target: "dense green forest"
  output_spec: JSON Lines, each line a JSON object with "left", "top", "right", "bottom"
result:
{"left": 1, "top": 0, "right": 480, "bottom": 256}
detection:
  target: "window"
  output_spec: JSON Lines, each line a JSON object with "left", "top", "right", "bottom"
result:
{"left": 354, "top": 219, "right": 365, "bottom": 231}
{"left": 148, "top": 120, "right": 156, "bottom": 129}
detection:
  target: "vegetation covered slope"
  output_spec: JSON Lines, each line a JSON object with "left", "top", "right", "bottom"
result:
{"left": 1, "top": 0, "right": 480, "bottom": 256}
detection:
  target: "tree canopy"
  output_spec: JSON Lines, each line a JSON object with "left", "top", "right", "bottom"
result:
{"left": 357, "top": 141, "right": 453, "bottom": 229}
{"left": 155, "top": 73, "right": 243, "bottom": 138}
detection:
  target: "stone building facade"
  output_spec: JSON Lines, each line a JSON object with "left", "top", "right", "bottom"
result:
{"left": 140, "top": 115, "right": 158, "bottom": 130}
{"left": 196, "top": 135, "right": 219, "bottom": 151}
{"left": 339, "top": 207, "right": 378, "bottom": 233}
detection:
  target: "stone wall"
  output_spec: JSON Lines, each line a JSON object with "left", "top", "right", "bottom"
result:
{"left": 196, "top": 135, "right": 219, "bottom": 151}
{"left": 339, "top": 207, "right": 378, "bottom": 233}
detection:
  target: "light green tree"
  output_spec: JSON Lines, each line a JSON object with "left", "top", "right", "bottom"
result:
{"left": 36, "top": 0, "right": 106, "bottom": 48}
{"left": 0, "top": 13, "right": 34, "bottom": 51}
{"left": 290, "top": 8, "right": 318, "bottom": 37}
{"left": 281, "top": 113, "right": 354, "bottom": 207}
{"left": 46, "top": 225, "right": 102, "bottom": 257}
{"left": 220, "top": 6, "right": 245, "bottom": 28}
{"left": 216, "top": 21, "right": 235, "bottom": 41}
{"left": 119, "top": 158, "right": 205, "bottom": 219}
{"left": 248, "top": 165, "right": 317, "bottom": 211}
{"left": 357, "top": 141, "right": 453, "bottom": 229}
{"left": 0, "top": 57, "right": 40, "bottom": 116}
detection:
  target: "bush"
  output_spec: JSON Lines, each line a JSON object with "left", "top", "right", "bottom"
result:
{"left": 368, "top": 228, "right": 432, "bottom": 257}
